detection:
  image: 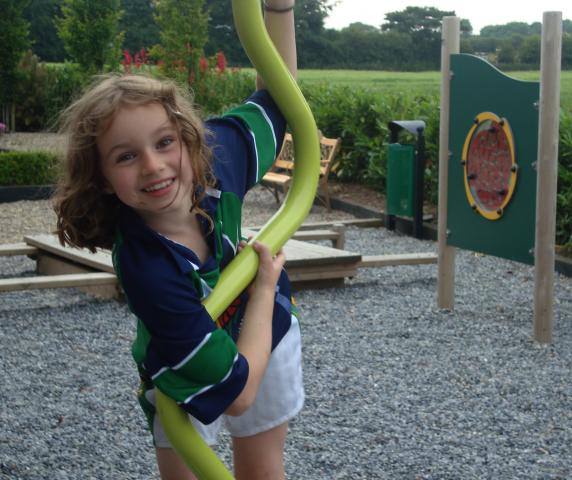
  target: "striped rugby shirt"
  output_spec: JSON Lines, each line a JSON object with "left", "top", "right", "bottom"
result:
{"left": 112, "top": 90, "right": 296, "bottom": 427}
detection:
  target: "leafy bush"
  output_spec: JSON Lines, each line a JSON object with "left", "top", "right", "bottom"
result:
{"left": 150, "top": 52, "right": 255, "bottom": 116}
{"left": 302, "top": 82, "right": 572, "bottom": 248}
{"left": 0, "top": 151, "right": 59, "bottom": 186}
{"left": 14, "top": 52, "right": 87, "bottom": 132}
{"left": 6, "top": 59, "right": 572, "bottom": 249}
{"left": 43, "top": 62, "right": 87, "bottom": 128}
{"left": 301, "top": 83, "right": 440, "bottom": 204}
{"left": 558, "top": 109, "right": 572, "bottom": 249}
{"left": 191, "top": 64, "right": 254, "bottom": 116}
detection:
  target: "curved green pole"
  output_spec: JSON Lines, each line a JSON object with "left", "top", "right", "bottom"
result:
{"left": 156, "top": 0, "right": 320, "bottom": 477}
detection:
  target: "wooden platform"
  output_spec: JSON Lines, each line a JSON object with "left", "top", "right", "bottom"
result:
{"left": 0, "top": 227, "right": 437, "bottom": 297}
{"left": 0, "top": 233, "right": 362, "bottom": 297}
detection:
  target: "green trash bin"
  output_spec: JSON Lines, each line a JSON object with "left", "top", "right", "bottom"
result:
{"left": 386, "top": 120, "right": 425, "bottom": 239}
{"left": 387, "top": 143, "right": 416, "bottom": 218}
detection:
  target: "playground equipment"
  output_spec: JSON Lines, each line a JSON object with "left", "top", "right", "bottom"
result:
{"left": 154, "top": 0, "right": 321, "bottom": 477}
{"left": 437, "top": 13, "right": 562, "bottom": 344}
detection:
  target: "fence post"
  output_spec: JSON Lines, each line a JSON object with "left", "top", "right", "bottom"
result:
{"left": 534, "top": 11, "right": 562, "bottom": 343}
{"left": 437, "top": 16, "right": 459, "bottom": 309}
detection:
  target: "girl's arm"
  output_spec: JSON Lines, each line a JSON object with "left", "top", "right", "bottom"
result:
{"left": 256, "top": 0, "right": 297, "bottom": 90}
{"left": 225, "top": 242, "right": 285, "bottom": 415}
{"left": 226, "top": 1, "right": 297, "bottom": 416}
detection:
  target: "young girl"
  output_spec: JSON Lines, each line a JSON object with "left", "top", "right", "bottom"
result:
{"left": 53, "top": 3, "right": 302, "bottom": 479}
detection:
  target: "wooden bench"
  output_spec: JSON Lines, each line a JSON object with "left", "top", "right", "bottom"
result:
{"left": 262, "top": 132, "right": 341, "bottom": 211}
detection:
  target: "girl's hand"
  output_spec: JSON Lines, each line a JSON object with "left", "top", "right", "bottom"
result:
{"left": 238, "top": 240, "right": 285, "bottom": 295}
{"left": 252, "top": 241, "right": 285, "bottom": 289}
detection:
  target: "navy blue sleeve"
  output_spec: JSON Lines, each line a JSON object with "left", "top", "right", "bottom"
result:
{"left": 115, "top": 240, "right": 248, "bottom": 424}
{"left": 206, "top": 89, "right": 287, "bottom": 200}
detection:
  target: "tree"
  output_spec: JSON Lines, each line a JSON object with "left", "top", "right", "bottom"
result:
{"left": 480, "top": 22, "right": 537, "bottom": 38}
{"left": 382, "top": 6, "right": 454, "bottom": 34}
{"left": 205, "top": 0, "right": 334, "bottom": 67}
{"left": 294, "top": 0, "right": 334, "bottom": 67}
{"left": 382, "top": 7, "right": 455, "bottom": 69}
{"left": 204, "top": 0, "right": 249, "bottom": 65}
{"left": 56, "top": 0, "right": 123, "bottom": 73}
{"left": 460, "top": 19, "right": 473, "bottom": 37}
{"left": 562, "top": 34, "right": 572, "bottom": 69}
{"left": 0, "top": 0, "right": 31, "bottom": 129}
{"left": 152, "top": 0, "right": 208, "bottom": 82}
{"left": 497, "top": 41, "right": 517, "bottom": 64}
{"left": 24, "top": 0, "right": 66, "bottom": 62}
{"left": 519, "top": 34, "right": 540, "bottom": 66}
{"left": 120, "top": 0, "right": 159, "bottom": 54}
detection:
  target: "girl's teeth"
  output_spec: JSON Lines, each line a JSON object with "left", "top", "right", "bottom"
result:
{"left": 145, "top": 179, "right": 172, "bottom": 192}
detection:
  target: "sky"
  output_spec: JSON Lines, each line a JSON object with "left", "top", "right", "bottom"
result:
{"left": 324, "top": 0, "right": 572, "bottom": 34}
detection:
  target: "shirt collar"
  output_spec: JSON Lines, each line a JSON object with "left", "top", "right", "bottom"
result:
{"left": 118, "top": 204, "right": 200, "bottom": 275}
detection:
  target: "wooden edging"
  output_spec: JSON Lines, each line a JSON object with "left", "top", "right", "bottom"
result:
{"left": 247, "top": 218, "right": 383, "bottom": 231}
{"left": 0, "top": 242, "right": 39, "bottom": 256}
{"left": 359, "top": 253, "right": 438, "bottom": 268}
{"left": 329, "top": 197, "right": 572, "bottom": 278}
{"left": 0, "top": 272, "right": 117, "bottom": 292}
{"left": 24, "top": 234, "right": 114, "bottom": 273}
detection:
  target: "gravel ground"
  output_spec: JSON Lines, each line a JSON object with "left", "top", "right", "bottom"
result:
{"left": 1, "top": 187, "right": 571, "bottom": 479}
{"left": 0, "top": 186, "right": 356, "bottom": 245}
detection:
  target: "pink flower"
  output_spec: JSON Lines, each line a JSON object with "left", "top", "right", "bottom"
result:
{"left": 216, "top": 51, "right": 226, "bottom": 73}
{"left": 121, "top": 50, "right": 132, "bottom": 73}
{"left": 199, "top": 56, "right": 209, "bottom": 73}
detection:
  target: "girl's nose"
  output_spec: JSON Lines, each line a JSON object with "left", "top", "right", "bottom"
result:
{"left": 140, "top": 150, "right": 163, "bottom": 174}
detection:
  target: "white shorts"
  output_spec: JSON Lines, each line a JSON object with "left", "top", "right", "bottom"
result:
{"left": 151, "top": 315, "right": 304, "bottom": 447}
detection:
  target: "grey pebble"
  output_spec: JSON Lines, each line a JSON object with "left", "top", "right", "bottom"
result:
{"left": 1, "top": 192, "right": 571, "bottom": 479}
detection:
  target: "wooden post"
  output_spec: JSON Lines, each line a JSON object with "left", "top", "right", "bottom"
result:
{"left": 534, "top": 12, "right": 562, "bottom": 344}
{"left": 332, "top": 223, "right": 346, "bottom": 250}
{"left": 437, "top": 16, "right": 459, "bottom": 309}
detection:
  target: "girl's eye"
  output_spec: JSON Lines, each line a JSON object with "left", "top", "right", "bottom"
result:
{"left": 117, "top": 152, "right": 135, "bottom": 163}
{"left": 157, "top": 136, "right": 175, "bottom": 149}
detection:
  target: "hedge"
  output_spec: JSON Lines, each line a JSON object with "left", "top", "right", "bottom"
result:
{"left": 0, "top": 151, "right": 60, "bottom": 186}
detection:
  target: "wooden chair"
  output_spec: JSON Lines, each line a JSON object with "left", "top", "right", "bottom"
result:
{"left": 261, "top": 132, "right": 341, "bottom": 211}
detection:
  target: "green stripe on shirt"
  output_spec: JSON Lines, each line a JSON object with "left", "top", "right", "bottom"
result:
{"left": 151, "top": 329, "right": 239, "bottom": 403}
{"left": 223, "top": 101, "right": 277, "bottom": 181}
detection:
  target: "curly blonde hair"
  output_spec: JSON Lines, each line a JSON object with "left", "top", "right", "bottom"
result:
{"left": 53, "top": 74, "right": 215, "bottom": 253}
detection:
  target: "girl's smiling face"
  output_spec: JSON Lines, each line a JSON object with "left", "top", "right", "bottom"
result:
{"left": 97, "top": 102, "right": 194, "bottom": 222}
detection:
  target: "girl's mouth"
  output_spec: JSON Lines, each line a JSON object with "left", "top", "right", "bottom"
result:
{"left": 142, "top": 178, "right": 175, "bottom": 194}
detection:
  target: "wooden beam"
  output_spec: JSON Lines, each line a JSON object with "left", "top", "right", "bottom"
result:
{"left": 0, "top": 272, "right": 117, "bottom": 292}
{"left": 24, "top": 234, "right": 114, "bottom": 273}
{"left": 359, "top": 253, "right": 438, "bottom": 268}
{"left": 246, "top": 218, "right": 383, "bottom": 231}
{"left": 286, "top": 265, "right": 358, "bottom": 282}
{"left": 0, "top": 243, "right": 39, "bottom": 256}
{"left": 291, "top": 229, "right": 337, "bottom": 240}
{"left": 291, "top": 229, "right": 344, "bottom": 249}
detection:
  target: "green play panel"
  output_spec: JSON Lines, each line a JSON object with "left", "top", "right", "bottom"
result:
{"left": 447, "top": 54, "right": 539, "bottom": 265}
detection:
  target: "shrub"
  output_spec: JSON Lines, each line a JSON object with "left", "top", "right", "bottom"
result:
{"left": 43, "top": 62, "right": 87, "bottom": 128}
{"left": 190, "top": 58, "right": 254, "bottom": 116}
{"left": 301, "top": 83, "right": 440, "bottom": 204}
{"left": 558, "top": 109, "right": 572, "bottom": 249}
{"left": 14, "top": 53, "right": 87, "bottom": 132}
{"left": 150, "top": 52, "right": 255, "bottom": 116}
{"left": 0, "top": 151, "right": 59, "bottom": 186}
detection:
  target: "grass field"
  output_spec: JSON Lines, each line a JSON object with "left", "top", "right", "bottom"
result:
{"left": 293, "top": 69, "right": 572, "bottom": 110}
